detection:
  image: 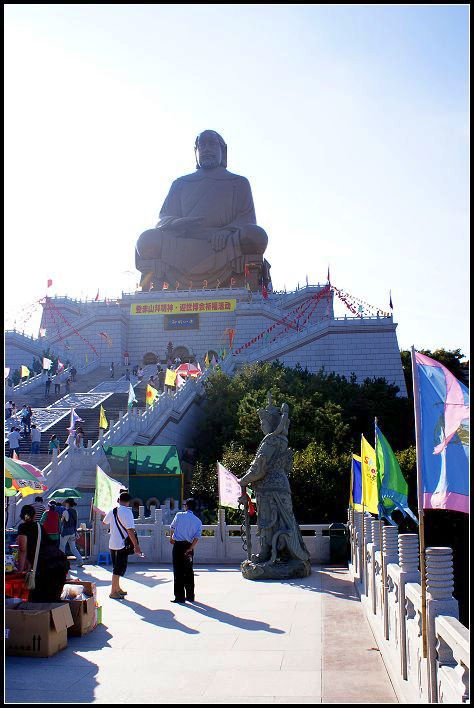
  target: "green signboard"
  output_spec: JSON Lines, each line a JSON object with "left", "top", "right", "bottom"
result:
{"left": 104, "top": 445, "right": 183, "bottom": 507}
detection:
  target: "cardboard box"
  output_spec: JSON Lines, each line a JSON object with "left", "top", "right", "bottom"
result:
{"left": 66, "top": 596, "right": 96, "bottom": 636}
{"left": 6, "top": 603, "right": 74, "bottom": 657}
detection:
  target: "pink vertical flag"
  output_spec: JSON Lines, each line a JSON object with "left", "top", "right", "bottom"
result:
{"left": 217, "top": 462, "right": 242, "bottom": 509}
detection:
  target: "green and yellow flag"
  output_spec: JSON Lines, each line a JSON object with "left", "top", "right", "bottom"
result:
{"left": 375, "top": 423, "right": 418, "bottom": 524}
{"left": 99, "top": 405, "right": 108, "bottom": 429}
{"left": 361, "top": 435, "right": 379, "bottom": 514}
{"left": 20, "top": 365, "right": 30, "bottom": 378}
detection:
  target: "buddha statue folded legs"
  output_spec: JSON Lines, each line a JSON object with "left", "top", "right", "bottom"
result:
{"left": 135, "top": 130, "right": 271, "bottom": 291}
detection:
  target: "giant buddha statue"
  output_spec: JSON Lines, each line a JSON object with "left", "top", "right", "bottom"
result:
{"left": 135, "top": 130, "right": 271, "bottom": 291}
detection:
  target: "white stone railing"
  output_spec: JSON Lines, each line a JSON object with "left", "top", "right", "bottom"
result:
{"left": 11, "top": 356, "right": 101, "bottom": 396}
{"left": 348, "top": 509, "right": 469, "bottom": 703}
{"left": 91, "top": 506, "right": 330, "bottom": 565}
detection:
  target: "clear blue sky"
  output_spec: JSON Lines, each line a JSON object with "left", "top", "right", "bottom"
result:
{"left": 4, "top": 4, "right": 469, "bottom": 356}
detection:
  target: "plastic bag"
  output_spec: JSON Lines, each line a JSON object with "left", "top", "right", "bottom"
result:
{"left": 60, "top": 584, "right": 84, "bottom": 600}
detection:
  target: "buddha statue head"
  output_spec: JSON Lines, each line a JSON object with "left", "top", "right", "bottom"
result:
{"left": 194, "top": 130, "right": 228, "bottom": 169}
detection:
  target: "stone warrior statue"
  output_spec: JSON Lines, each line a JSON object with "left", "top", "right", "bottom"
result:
{"left": 238, "top": 394, "right": 311, "bottom": 580}
{"left": 135, "top": 129, "right": 271, "bottom": 291}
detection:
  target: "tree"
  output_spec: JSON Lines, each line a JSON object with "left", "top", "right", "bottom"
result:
{"left": 401, "top": 348, "right": 468, "bottom": 397}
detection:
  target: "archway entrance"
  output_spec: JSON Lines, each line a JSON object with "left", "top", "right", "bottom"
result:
{"left": 171, "top": 346, "right": 190, "bottom": 363}
{"left": 143, "top": 352, "right": 159, "bottom": 365}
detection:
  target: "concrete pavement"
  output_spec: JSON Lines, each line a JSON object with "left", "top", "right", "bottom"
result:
{"left": 6, "top": 564, "right": 397, "bottom": 704}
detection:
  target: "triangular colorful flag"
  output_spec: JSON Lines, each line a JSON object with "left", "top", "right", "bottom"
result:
{"left": 43, "top": 357, "right": 52, "bottom": 370}
{"left": 262, "top": 284, "right": 268, "bottom": 299}
{"left": 164, "top": 370, "right": 177, "bottom": 388}
{"left": 162, "top": 282, "right": 169, "bottom": 290}
{"left": 99, "top": 405, "right": 108, "bottom": 430}
{"left": 68, "top": 408, "right": 84, "bottom": 434}
{"left": 211, "top": 356, "right": 217, "bottom": 366}
{"left": 244, "top": 264, "right": 250, "bottom": 277}
{"left": 146, "top": 383, "right": 160, "bottom": 404}
{"left": 95, "top": 290, "right": 99, "bottom": 302}
{"left": 39, "top": 328, "right": 46, "bottom": 337}
{"left": 361, "top": 435, "right": 379, "bottom": 514}
{"left": 127, "top": 383, "right": 138, "bottom": 409}
{"left": 375, "top": 423, "right": 417, "bottom": 524}
{"left": 57, "top": 359, "right": 65, "bottom": 373}
{"left": 85, "top": 352, "right": 88, "bottom": 365}
{"left": 47, "top": 279, "right": 53, "bottom": 288}
{"left": 204, "top": 353, "right": 210, "bottom": 368}
{"left": 389, "top": 290, "right": 393, "bottom": 310}
{"left": 327, "top": 266, "right": 330, "bottom": 284}
{"left": 20, "top": 365, "right": 30, "bottom": 378}
{"left": 5, "top": 367, "right": 10, "bottom": 379}
{"left": 93, "top": 465, "right": 124, "bottom": 514}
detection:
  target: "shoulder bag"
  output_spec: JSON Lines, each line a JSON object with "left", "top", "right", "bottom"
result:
{"left": 113, "top": 507, "right": 136, "bottom": 555}
{"left": 25, "top": 523, "right": 41, "bottom": 590}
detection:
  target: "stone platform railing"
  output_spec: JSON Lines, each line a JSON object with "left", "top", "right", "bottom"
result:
{"left": 348, "top": 509, "right": 469, "bottom": 704}
{"left": 91, "top": 506, "right": 330, "bottom": 565}
{"left": 10, "top": 357, "right": 101, "bottom": 396}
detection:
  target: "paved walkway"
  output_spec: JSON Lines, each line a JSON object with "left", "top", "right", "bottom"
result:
{"left": 6, "top": 564, "right": 397, "bottom": 704}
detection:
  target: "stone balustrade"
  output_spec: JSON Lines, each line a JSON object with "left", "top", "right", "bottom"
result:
{"left": 348, "top": 512, "right": 469, "bottom": 704}
{"left": 91, "top": 507, "right": 331, "bottom": 565}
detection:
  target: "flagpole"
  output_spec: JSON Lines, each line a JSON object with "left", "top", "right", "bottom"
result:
{"left": 411, "top": 345, "right": 428, "bottom": 659}
{"left": 375, "top": 416, "right": 386, "bottom": 618}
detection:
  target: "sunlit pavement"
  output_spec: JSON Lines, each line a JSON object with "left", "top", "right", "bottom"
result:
{"left": 5, "top": 564, "right": 397, "bottom": 704}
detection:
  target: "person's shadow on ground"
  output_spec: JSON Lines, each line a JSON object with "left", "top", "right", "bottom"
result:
{"left": 120, "top": 598, "right": 199, "bottom": 634}
{"left": 184, "top": 601, "right": 285, "bottom": 633}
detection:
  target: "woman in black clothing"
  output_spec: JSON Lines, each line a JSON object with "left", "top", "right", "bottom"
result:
{"left": 16, "top": 505, "right": 69, "bottom": 602}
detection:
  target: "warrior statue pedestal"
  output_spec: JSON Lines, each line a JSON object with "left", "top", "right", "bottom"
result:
{"left": 238, "top": 394, "right": 311, "bottom": 581}
{"left": 241, "top": 557, "right": 311, "bottom": 580}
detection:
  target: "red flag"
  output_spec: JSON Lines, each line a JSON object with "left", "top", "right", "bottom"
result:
{"left": 244, "top": 265, "right": 250, "bottom": 277}
{"left": 262, "top": 284, "right": 268, "bottom": 299}
{"left": 47, "top": 279, "right": 53, "bottom": 288}
{"left": 95, "top": 290, "right": 99, "bottom": 301}
{"left": 162, "top": 282, "right": 169, "bottom": 290}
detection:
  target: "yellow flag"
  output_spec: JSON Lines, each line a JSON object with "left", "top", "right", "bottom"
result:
{"left": 204, "top": 353, "right": 210, "bottom": 368}
{"left": 20, "top": 365, "right": 30, "bottom": 378}
{"left": 99, "top": 405, "right": 108, "bottom": 429}
{"left": 164, "top": 369, "right": 177, "bottom": 388}
{"left": 146, "top": 383, "right": 160, "bottom": 404}
{"left": 361, "top": 435, "right": 379, "bottom": 514}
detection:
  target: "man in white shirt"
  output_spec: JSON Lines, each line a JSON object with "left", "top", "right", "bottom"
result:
{"left": 169, "top": 498, "right": 202, "bottom": 603}
{"left": 103, "top": 491, "right": 142, "bottom": 599}
{"left": 7, "top": 427, "right": 21, "bottom": 457}
{"left": 30, "top": 424, "right": 41, "bottom": 454}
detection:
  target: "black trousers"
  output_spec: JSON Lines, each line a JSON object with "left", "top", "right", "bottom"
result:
{"left": 172, "top": 541, "right": 194, "bottom": 601}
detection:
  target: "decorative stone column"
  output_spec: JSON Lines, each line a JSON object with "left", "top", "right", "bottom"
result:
{"left": 369, "top": 519, "right": 381, "bottom": 615}
{"left": 382, "top": 526, "right": 399, "bottom": 639}
{"left": 425, "top": 547, "right": 459, "bottom": 703}
{"left": 398, "top": 534, "right": 420, "bottom": 679}
{"left": 353, "top": 510, "right": 363, "bottom": 579}
{"left": 362, "top": 512, "right": 372, "bottom": 597}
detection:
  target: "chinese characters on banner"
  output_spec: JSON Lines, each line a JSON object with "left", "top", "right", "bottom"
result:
{"left": 217, "top": 462, "right": 242, "bottom": 509}
{"left": 131, "top": 299, "right": 236, "bottom": 315}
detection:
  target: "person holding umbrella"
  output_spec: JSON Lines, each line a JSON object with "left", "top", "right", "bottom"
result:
{"left": 59, "top": 498, "right": 84, "bottom": 567}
